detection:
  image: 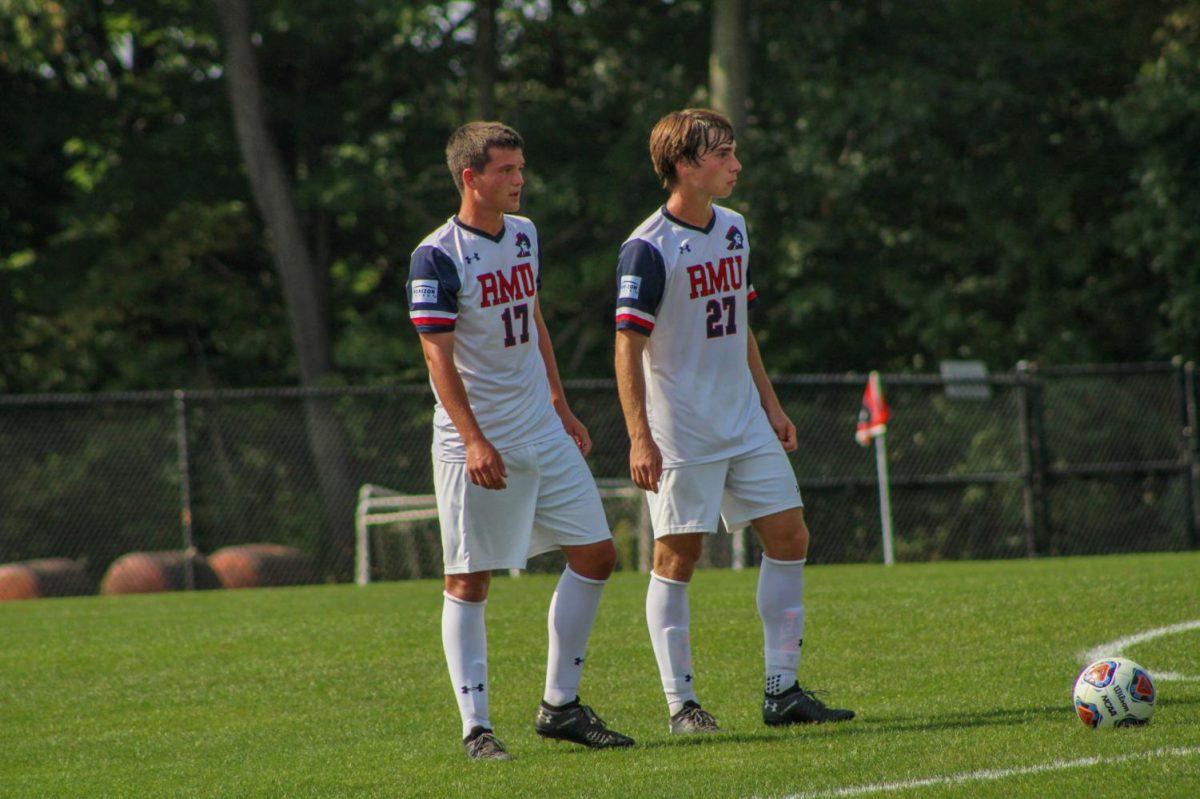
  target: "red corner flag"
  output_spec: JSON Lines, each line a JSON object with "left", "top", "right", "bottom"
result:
{"left": 855, "top": 371, "right": 890, "bottom": 446}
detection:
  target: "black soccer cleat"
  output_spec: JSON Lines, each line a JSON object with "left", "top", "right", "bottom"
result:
{"left": 464, "top": 726, "right": 512, "bottom": 761}
{"left": 668, "top": 700, "right": 722, "bottom": 734}
{"left": 534, "top": 698, "right": 635, "bottom": 749}
{"left": 763, "top": 683, "right": 856, "bottom": 725}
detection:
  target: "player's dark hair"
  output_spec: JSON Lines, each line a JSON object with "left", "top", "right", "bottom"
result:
{"left": 446, "top": 122, "right": 524, "bottom": 193}
{"left": 649, "top": 109, "right": 735, "bottom": 189}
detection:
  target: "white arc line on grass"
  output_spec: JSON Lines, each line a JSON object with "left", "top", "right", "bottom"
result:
{"left": 764, "top": 746, "right": 1200, "bottom": 799}
{"left": 1082, "top": 619, "right": 1200, "bottom": 682}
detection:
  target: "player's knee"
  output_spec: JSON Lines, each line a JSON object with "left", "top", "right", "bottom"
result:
{"left": 568, "top": 540, "right": 617, "bottom": 580}
{"left": 593, "top": 542, "right": 618, "bottom": 578}
{"left": 653, "top": 535, "right": 702, "bottom": 581}
{"left": 444, "top": 572, "right": 490, "bottom": 602}
{"left": 794, "top": 521, "right": 810, "bottom": 553}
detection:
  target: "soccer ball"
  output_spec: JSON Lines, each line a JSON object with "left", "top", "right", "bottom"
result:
{"left": 1073, "top": 657, "right": 1156, "bottom": 729}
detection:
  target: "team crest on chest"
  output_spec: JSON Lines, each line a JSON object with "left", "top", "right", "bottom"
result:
{"left": 515, "top": 231, "right": 532, "bottom": 258}
{"left": 726, "top": 225, "right": 744, "bottom": 251}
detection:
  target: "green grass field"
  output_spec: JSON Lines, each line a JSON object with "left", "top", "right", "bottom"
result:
{"left": 2, "top": 552, "right": 1198, "bottom": 798}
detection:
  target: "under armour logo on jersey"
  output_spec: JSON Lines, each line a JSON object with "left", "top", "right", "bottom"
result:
{"left": 679, "top": 242, "right": 691, "bottom": 253}
{"left": 726, "top": 226, "right": 744, "bottom": 250}
{"left": 573, "top": 657, "right": 584, "bottom": 666}
{"left": 460, "top": 683, "right": 485, "bottom": 694}
{"left": 515, "top": 231, "right": 532, "bottom": 257}
{"left": 464, "top": 253, "right": 481, "bottom": 264}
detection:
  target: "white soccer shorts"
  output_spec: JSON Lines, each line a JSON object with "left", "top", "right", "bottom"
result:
{"left": 646, "top": 439, "right": 804, "bottom": 537}
{"left": 434, "top": 433, "right": 612, "bottom": 574}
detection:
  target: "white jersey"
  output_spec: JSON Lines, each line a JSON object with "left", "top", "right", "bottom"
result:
{"left": 615, "top": 205, "right": 777, "bottom": 466}
{"left": 407, "top": 215, "right": 562, "bottom": 461}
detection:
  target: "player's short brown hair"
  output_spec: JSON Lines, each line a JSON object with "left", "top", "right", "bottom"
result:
{"left": 649, "top": 109, "right": 735, "bottom": 189}
{"left": 446, "top": 122, "right": 524, "bottom": 193}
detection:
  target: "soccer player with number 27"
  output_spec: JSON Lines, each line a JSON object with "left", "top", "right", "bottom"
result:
{"left": 614, "top": 109, "right": 856, "bottom": 733}
{"left": 407, "top": 122, "right": 634, "bottom": 760}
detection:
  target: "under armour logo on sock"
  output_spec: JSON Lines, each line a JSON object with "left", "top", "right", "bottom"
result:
{"left": 685, "top": 674, "right": 693, "bottom": 683}
{"left": 460, "top": 683, "right": 485, "bottom": 694}
{"left": 573, "top": 657, "right": 584, "bottom": 666}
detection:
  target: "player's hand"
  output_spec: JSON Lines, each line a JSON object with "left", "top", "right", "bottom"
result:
{"left": 767, "top": 408, "right": 798, "bottom": 453}
{"left": 466, "top": 439, "right": 507, "bottom": 490}
{"left": 557, "top": 407, "right": 593, "bottom": 456}
{"left": 630, "top": 434, "right": 663, "bottom": 493}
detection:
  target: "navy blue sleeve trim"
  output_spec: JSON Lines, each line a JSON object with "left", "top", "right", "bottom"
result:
{"left": 408, "top": 246, "right": 460, "bottom": 332}
{"left": 616, "top": 239, "right": 666, "bottom": 314}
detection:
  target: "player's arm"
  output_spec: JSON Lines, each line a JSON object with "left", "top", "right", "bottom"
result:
{"left": 747, "top": 326, "right": 797, "bottom": 452}
{"left": 533, "top": 297, "right": 592, "bottom": 456}
{"left": 615, "top": 329, "right": 662, "bottom": 492}
{"left": 418, "top": 331, "right": 507, "bottom": 489}
{"left": 613, "top": 239, "right": 667, "bottom": 492}
{"left": 408, "top": 244, "right": 505, "bottom": 489}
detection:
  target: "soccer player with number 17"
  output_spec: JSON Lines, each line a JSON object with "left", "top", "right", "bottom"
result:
{"left": 614, "top": 109, "right": 856, "bottom": 733}
{"left": 407, "top": 122, "right": 633, "bottom": 760}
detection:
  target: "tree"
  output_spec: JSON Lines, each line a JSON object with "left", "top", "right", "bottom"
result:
{"left": 213, "top": 0, "right": 355, "bottom": 567}
{"left": 1114, "top": 3, "right": 1200, "bottom": 360}
{"left": 472, "top": 0, "right": 498, "bottom": 119}
{"left": 709, "top": 0, "right": 749, "bottom": 134}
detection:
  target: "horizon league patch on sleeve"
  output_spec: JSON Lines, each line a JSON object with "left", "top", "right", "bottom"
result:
{"left": 411, "top": 279, "right": 439, "bottom": 304}
{"left": 619, "top": 275, "right": 642, "bottom": 300}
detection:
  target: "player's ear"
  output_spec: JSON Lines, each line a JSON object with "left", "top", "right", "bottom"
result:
{"left": 461, "top": 167, "right": 476, "bottom": 191}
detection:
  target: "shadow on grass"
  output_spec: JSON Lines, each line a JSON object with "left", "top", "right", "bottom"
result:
{"left": 508, "top": 693, "right": 1200, "bottom": 759}
{"left": 624, "top": 695, "right": 1200, "bottom": 752}
{"left": 552, "top": 730, "right": 789, "bottom": 753}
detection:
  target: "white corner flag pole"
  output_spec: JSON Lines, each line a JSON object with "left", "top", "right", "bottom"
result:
{"left": 875, "top": 431, "right": 895, "bottom": 565}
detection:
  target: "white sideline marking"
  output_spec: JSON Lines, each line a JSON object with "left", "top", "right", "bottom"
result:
{"left": 1082, "top": 619, "right": 1200, "bottom": 682}
{"left": 766, "top": 746, "right": 1200, "bottom": 799}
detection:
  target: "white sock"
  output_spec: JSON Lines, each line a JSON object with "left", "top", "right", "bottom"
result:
{"left": 442, "top": 591, "right": 490, "bottom": 738}
{"left": 543, "top": 567, "right": 606, "bottom": 706}
{"left": 757, "top": 555, "right": 806, "bottom": 695}
{"left": 646, "top": 571, "right": 697, "bottom": 715}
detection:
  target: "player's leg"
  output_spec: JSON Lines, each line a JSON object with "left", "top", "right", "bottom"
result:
{"left": 544, "top": 540, "right": 615, "bottom": 707}
{"left": 529, "top": 435, "right": 633, "bottom": 748}
{"left": 442, "top": 571, "right": 504, "bottom": 758}
{"left": 645, "top": 462, "right": 725, "bottom": 733}
{"left": 749, "top": 506, "right": 809, "bottom": 695}
{"left": 724, "top": 444, "right": 855, "bottom": 725}
{"left": 434, "top": 448, "right": 538, "bottom": 759}
{"left": 751, "top": 508, "right": 852, "bottom": 724}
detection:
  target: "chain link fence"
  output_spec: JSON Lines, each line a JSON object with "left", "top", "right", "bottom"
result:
{"left": 1, "top": 362, "right": 1196, "bottom": 593}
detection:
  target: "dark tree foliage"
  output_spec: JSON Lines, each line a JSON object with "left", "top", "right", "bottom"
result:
{"left": 2, "top": 0, "right": 1196, "bottom": 398}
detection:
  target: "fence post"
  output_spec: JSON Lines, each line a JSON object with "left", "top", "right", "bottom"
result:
{"left": 1016, "top": 361, "right": 1048, "bottom": 556}
{"left": 174, "top": 389, "right": 197, "bottom": 590}
{"left": 1178, "top": 359, "right": 1199, "bottom": 549}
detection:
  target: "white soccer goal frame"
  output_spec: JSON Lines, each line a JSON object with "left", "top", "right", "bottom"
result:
{"left": 353, "top": 479, "right": 745, "bottom": 585}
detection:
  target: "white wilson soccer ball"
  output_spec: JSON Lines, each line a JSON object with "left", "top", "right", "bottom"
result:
{"left": 1073, "top": 657, "right": 1156, "bottom": 729}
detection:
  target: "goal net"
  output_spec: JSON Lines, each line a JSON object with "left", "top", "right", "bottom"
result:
{"left": 353, "top": 479, "right": 656, "bottom": 584}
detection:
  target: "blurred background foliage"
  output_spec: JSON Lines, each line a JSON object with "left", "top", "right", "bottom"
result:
{"left": 3, "top": 0, "right": 1199, "bottom": 395}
